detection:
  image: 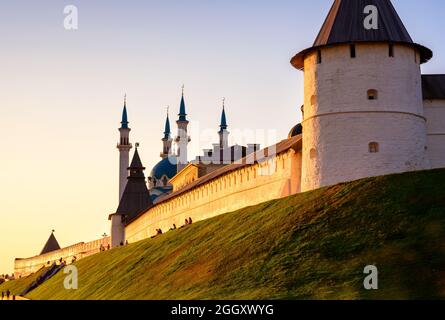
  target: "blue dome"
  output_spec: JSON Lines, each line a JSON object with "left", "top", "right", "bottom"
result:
{"left": 150, "top": 156, "right": 178, "bottom": 180}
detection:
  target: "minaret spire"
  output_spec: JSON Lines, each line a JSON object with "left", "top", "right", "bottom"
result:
{"left": 175, "top": 86, "right": 191, "bottom": 171}
{"left": 121, "top": 94, "right": 129, "bottom": 129}
{"left": 161, "top": 106, "right": 173, "bottom": 159}
{"left": 218, "top": 97, "right": 229, "bottom": 150}
{"left": 178, "top": 85, "right": 187, "bottom": 122}
{"left": 117, "top": 94, "right": 132, "bottom": 201}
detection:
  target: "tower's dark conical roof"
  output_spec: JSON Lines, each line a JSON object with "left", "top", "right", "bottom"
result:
{"left": 116, "top": 148, "right": 152, "bottom": 222}
{"left": 121, "top": 96, "right": 129, "bottom": 129}
{"left": 219, "top": 106, "right": 228, "bottom": 131}
{"left": 40, "top": 231, "right": 61, "bottom": 255}
{"left": 164, "top": 113, "right": 171, "bottom": 138}
{"left": 291, "top": 0, "right": 432, "bottom": 69}
{"left": 129, "top": 148, "right": 144, "bottom": 170}
{"left": 178, "top": 93, "right": 188, "bottom": 122}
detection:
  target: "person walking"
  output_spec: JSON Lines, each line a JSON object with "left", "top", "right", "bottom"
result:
{"left": 6, "top": 289, "right": 10, "bottom": 300}
{"left": 1, "top": 291, "right": 4, "bottom": 300}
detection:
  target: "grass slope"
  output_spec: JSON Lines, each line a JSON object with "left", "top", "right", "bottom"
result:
{"left": 0, "top": 267, "right": 47, "bottom": 296}
{"left": 17, "top": 169, "right": 445, "bottom": 299}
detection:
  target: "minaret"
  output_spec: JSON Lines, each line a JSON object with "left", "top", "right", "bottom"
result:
{"left": 160, "top": 107, "right": 173, "bottom": 159}
{"left": 218, "top": 98, "right": 229, "bottom": 150}
{"left": 175, "top": 86, "right": 191, "bottom": 171}
{"left": 117, "top": 95, "right": 132, "bottom": 201}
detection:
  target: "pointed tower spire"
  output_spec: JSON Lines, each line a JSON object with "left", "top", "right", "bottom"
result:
{"left": 129, "top": 144, "right": 144, "bottom": 173}
{"left": 121, "top": 94, "right": 129, "bottom": 129}
{"left": 164, "top": 107, "right": 171, "bottom": 139}
{"left": 218, "top": 98, "right": 229, "bottom": 150}
{"left": 40, "top": 230, "right": 61, "bottom": 255}
{"left": 117, "top": 94, "right": 132, "bottom": 201}
{"left": 175, "top": 86, "right": 191, "bottom": 170}
{"left": 219, "top": 98, "right": 228, "bottom": 131}
{"left": 161, "top": 107, "right": 173, "bottom": 159}
{"left": 178, "top": 85, "right": 187, "bottom": 121}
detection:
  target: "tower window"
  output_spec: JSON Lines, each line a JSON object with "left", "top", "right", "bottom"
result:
{"left": 367, "top": 89, "right": 378, "bottom": 100}
{"left": 310, "top": 95, "right": 317, "bottom": 106}
{"left": 350, "top": 44, "right": 356, "bottom": 58}
{"left": 369, "top": 142, "right": 379, "bottom": 153}
{"left": 316, "top": 50, "right": 322, "bottom": 64}
{"left": 389, "top": 44, "right": 394, "bottom": 57}
{"left": 310, "top": 148, "right": 318, "bottom": 159}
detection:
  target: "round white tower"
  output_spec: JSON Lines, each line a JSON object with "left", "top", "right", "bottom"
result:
{"left": 291, "top": 0, "right": 433, "bottom": 191}
{"left": 117, "top": 96, "right": 132, "bottom": 200}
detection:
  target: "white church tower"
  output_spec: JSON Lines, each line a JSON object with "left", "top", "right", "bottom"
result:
{"left": 291, "top": 0, "right": 433, "bottom": 191}
{"left": 117, "top": 95, "right": 132, "bottom": 200}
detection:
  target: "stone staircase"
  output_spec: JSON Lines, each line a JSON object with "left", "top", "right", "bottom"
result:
{"left": 20, "top": 262, "right": 65, "bottom": 296}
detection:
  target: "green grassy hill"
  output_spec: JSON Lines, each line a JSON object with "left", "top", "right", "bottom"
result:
{"left": 0, "top": 267, "right": 47, "bottom": 297}
{"left": 4, "top": 169, "right": 445, "bottom": 300}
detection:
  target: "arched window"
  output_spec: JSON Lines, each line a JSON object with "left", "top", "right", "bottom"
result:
{"left": 367, "top": 89, "right": 378, "bottom": 100}
{"left": 310, "top": 148, "right": 317, "bottom": 159}
{"left": 310, "top": 95, "right": 317, "bottom": 106}
{"left": 369, "top": 142, "right": 379, "bottom": 153}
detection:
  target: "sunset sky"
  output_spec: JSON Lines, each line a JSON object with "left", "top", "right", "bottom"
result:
{"left": 1, "top": 0, "right": 444, "bottom": 274}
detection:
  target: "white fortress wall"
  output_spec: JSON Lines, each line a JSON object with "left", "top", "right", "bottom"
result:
{"left": 424, "top": 99, "right": 445, "bottom": 168}
{"left": 301, "top": 43, "right": 430, "bottom": 191}
{"left": 14, "top": 237, "right": 111, "bottom": 278}
{"left": 125, "top": 145, "right": 302, "bottom": 243}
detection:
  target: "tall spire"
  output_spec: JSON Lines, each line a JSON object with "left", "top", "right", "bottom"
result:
{"left": 218, "top": 98, "right": 229, "bottom": 150}
{"left": 121, "top": 94, "right": 129, "bottom": 129}
{"left": 178, "top": 85, "right": 187, "bottom": 122}
{"left": 175, "top": 85, "right": 191, "bottom": 170}
{"left": 161, "top": 106, "right": 173, "bottom": 159}
{"left": 117, "top": 94, "right": 132, "bottom": 201}
{"left": 219, "top": 98, "right": 228, "bottom": 132}
{"left": 164, "top": 107, "right": 171, "bottom": 139}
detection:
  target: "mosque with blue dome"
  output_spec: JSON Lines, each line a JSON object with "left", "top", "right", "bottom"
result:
{"left": 115, "top": 89, "right": 261, "bottom": 220}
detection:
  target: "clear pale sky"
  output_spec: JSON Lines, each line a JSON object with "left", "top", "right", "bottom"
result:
{"left": 0, "top": 0, "right": 444, "bottom": 274}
